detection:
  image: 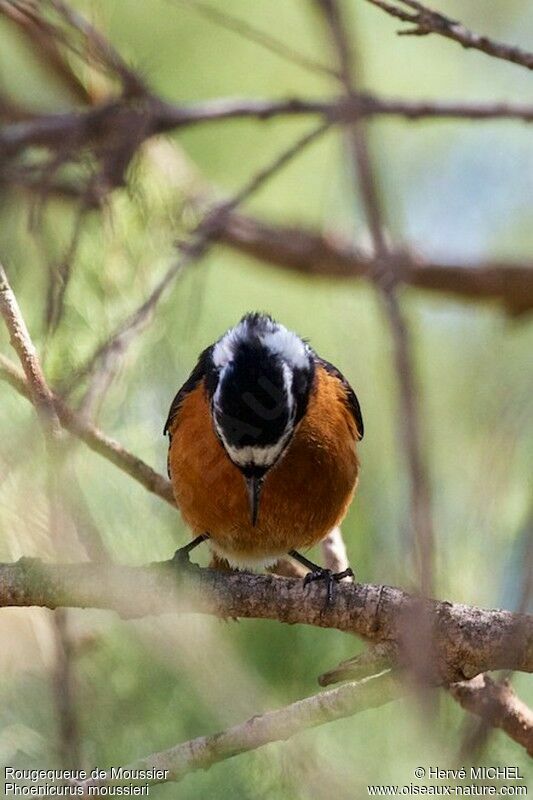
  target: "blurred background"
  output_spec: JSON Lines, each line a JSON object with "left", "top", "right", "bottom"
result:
{"left": 0, "top": 0, "right": 532, "bottom": 795}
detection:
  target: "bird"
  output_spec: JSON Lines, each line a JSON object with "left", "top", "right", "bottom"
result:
{"left": 164, "top": 312, "right": 363, "bottom": 602}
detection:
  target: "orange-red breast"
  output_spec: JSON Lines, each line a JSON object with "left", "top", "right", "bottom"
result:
{"left": 165, "top": 313, "right": 363, "bottom": 599}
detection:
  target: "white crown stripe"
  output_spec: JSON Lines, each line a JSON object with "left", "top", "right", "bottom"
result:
{"left": 212, "top": 317, "right": 308, "bottom": 372}
{"left": 260, "top": 328, "right": 308, "bottom": 370}
{"left": 211, "top": 315, "right": 311, "bottom": 472}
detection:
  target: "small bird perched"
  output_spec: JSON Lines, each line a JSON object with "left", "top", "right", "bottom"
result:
{"left": 165, "top": 312, "right": 363, "bottom": 601}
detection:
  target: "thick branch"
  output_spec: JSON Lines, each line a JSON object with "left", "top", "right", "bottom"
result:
{"left": 365, "top": 0, "right": 533, "bottom": 71}
{"left": 220, "top": 214, "right": 533, "bottom": 315}
{"left": 0, "top": 558, "right": 531, "bottom": 683}
{"left": 450, "top": 674, "right": 533, "bottom": 756}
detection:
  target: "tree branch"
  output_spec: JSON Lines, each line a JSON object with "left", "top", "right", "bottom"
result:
{"left": 365, "top": 0, "right": 533, "bottom": 71}
{"left": 78, "top": 671, "right": 401, "bottom": 789}
{"left": 450, "top": 674, "right": 533, "bottom": 756}
{"left": 0, "top": 353, "right": 175, "bottom": 507}
{"left": 0, "top": 261, "right": 82, "bottom": 766}
{"left": 4, "top": 93, "right": 533, "bottom": 159}
{"left": 0, "top": 0, "right": 90, "bottom": 104}
{"left": 220, "top": 213, "right": 533, "bottom": 315}
{"left": 315, "top": 0, "right": 435, "bottom": 598}
{"left": 0, "top": 558, "right": 531, "bottom": 683}
{"left": 60, "top": 120, "right": 329, "bottom": 396}
{"left": 0, "top": 262, "right": 61, "bottom": 435}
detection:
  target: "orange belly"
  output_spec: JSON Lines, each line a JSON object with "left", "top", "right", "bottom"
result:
{"left": 168, "top": 365, "right": 360, "bottom": 568}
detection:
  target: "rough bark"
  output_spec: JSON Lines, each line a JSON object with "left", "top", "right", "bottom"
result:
{"left": 0, "top": 558, "right": 531, "bottom": 683}
{"left": 450, "top": 674, "right": 533, "bottom": 756}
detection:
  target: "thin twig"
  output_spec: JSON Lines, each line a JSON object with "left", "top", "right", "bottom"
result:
{"left": 177, "top": 0, "right": 341, "bottom": 80}
{"left": 320, "top": 650, "right": 533, "bottom": 756}
{"left": 5, "top": 93, "right": 533, "bottom": 160}
{"left": 0, "top": 261, "right": 80, "bottom": 767}
{"left": 315, "top": 0, "right": 434, "bottom": 597}
{"left": 457, "top": 510, "right": 533, "bottom": 758}
{"left": 156, "top": 94, "right": 533, "bottom": 126}
{"left": 62, "top": 120, "right": 329, "bottom": 397}
{"left": 0, "top": 262, "right": 60, "bottom": 435}
{"left": 365, "top": 0, "right": 533, "bottom": 71}
{"left": 319, "top": 644, "right": 396, "bottom": 686}
{"left": 0, "top": 0, "right": 90, "bottom": 103}
{"left": 0, "top": 353, "right": 175, "bottom": 507}
{"left": 48, "top": 0, "right": 147, "bottom": 95}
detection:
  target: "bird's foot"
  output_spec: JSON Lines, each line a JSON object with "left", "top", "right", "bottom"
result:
{"left": 303, "top": 566, "right": 354, "bottom": 606}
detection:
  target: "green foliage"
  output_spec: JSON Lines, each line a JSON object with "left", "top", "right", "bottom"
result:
{"left": 0, "top": 1, "right": 531, "bottom": 795}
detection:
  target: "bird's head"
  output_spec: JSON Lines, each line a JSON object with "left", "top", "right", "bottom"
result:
{"left": 206, "top": 313, "right": 315, "bottom": 525}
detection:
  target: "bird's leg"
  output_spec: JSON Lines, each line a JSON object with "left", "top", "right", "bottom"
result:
{"left": 169, "top": 533, "right": 210, "bottom": 568}
{"left": 288, "top": 550, "right": 354, "bottom": 606}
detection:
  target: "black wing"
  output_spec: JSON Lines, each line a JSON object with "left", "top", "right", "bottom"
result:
{"left": 315, "top": 356, "right": 364, "bottom": 440}
{"left": 163, "top": 345, "right": 214, "bottom": 438}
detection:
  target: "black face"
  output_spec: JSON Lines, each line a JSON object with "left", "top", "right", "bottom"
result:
{"left": 206, "top": 332, "right": 315, "bottom": 477}
{"left": 214, "top": 339, "right": 291, "bottom": 454}
{"left": 166, "top": 312, "right": 316, "bottom": 525}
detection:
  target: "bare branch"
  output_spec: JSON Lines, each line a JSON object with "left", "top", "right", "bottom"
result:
{"left": 220, "top": 213, "right": 533, "bottom": 315}
{"left": 0, "top": 353, "right": 175, "bottom": 507}
{"left": 156, "top": 94, "right": 533, "bottom": 126}
{"left": 365, "top": 0, "right": 533, "bottom": 71}
{"left": 320, "top": 651, "right": 533, "bottom": 756}
{"left": 457, "top": 512, "right": 533, "bottom": 758}
{"left": 0, "top": 262, "right": 60, "bottom": 436}
{"left": 0, "top": 259, "right": 80, "bottom": 766}
{"left": 178, "top": 0, "right": 340, "bottom": 80}
{"left": 0, "top": 0, "right": 90, "bottom": 103}
{"left": 48, "top": 0, "right": 147, "bottom": 95}
{"left": 62, "top": 121, "right": 329, "bottom": 396}
{"left": 0, "top": 559, "right": 531, "bottom": 683}
{"left": 315, "top": 0, "right": 434, "bottom": 597}
{"left": 450, "top": 674, "right": 533, "bottom": 757}
{"left": 319, "top": 644, "right": 395, "bottom": 686}
{"left": 79, "top": 671, "right": 400, "bottom": 789}
{"left": 5, "top": 93, "right": 533, "bottom": 161}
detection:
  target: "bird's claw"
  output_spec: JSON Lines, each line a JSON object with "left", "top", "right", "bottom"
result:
{"left": 303, "top": 566, "right": 354, "bottom": 606}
